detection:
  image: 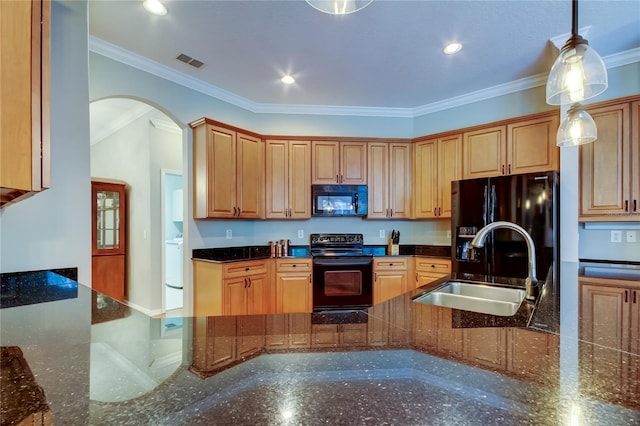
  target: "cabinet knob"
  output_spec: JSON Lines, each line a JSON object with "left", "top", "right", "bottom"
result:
{"left": 625, "top": 200, "right": 629, "bottom": 212}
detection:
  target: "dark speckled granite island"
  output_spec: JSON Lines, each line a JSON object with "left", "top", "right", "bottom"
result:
{"left": 1, "top": 262, "right": 640, "bottom": 425}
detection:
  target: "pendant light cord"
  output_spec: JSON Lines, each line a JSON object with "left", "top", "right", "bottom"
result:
{"left": 572, "top": 0, "right": 578, "bottom": 37}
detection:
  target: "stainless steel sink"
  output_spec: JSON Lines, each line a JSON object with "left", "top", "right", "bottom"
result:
{"left": 413, "top": 281, "right": 526, "bottom": 316}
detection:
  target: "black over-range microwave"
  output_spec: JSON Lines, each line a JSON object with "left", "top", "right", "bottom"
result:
{"left": 312, "top": 185, "right": 368, "bottom": 217}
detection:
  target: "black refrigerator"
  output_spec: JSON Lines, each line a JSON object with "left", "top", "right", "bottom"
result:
{"left": 451, "top": 171, "right": 559, "bottom": 283}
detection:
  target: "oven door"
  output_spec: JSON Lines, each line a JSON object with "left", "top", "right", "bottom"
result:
{"left": 312, "top": 256, "right": 373, "bottom": 310}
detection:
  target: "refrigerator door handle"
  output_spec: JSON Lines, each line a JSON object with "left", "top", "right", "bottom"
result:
{"left": 483, "top": 185, "right": 489, "bottom": 226}
{"left": 490, "top": 184, "right": 497, "bottom": 223}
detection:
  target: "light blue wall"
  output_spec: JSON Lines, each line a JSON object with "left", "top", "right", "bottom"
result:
{"left": 0, "top": 1, "right": 91, "bottom": 281}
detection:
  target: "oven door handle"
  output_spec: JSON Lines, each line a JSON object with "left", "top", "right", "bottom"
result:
{"left": 313, "top": 257, "right": 373, "bottom": 266}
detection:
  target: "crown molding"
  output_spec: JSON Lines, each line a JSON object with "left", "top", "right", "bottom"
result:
{"left": 89, "top": 36, "right": 639, "bottom": 119}
{"left": 150, "top": 117, "right": 182, "bottom": 134}
{"left": 91, "top": 102, "right": 153, "bottom": 145}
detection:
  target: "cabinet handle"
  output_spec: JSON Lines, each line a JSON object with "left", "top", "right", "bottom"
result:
{"left": 438, "top": 207, "right": 441, "bottom": 216}
{"left": 625, "top": 290, "right": 629, "bottom": 303}
{"left": 390, "top": 209, "right": 393, "bottom": 217}
{"left": 625, "top": 200, "right": 629, "bottom": 212}
{"left": 416, "top": 272, "right": 418, "bottom": 282}
{"left": 634, "top": 291, "right": 637, "bottom": 304}
{"left": 634, "top": 200, "right": 638, "bottom": 212}
{"left": 244, "top": 278, "right": 248, "bottom": 288}
{"left": 374, "top": 273, "right": 377, "bottom": 282}
{"left": 434, "top": 208, "right": 437, "bottom": 216}
{"left": 508, "top": 164, "right": 511, "bottom": 174}
{"left": 245, "top": 267, "right": 250, "bottom": 271}
{"left": 501, "top": 164, "right": 505, "bottom": 175}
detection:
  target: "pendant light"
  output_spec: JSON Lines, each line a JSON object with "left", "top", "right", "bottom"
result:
{"left": 546, "top": 0, "right": 608, "bottom": 105}
{"left": 556, "top": 103, "right": 597, "bottom": 147}
{"left": 306, "top": 0, "right": 373, "bottom": 15}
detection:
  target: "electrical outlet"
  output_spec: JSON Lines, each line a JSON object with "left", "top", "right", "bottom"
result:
{"left": 226, "top": 229, "right": 232, "bottom": 239}
{"left": 610, "top": 230, "right": 622, "bottom": 243}
{"left": 446, "top": 230, "right": 452, "bottom": 239}
{"left": 627, "top": 231, "right": 637, "bottom": 243}
{"left": 298, "top": 229, "right": 304, "bottom": 239}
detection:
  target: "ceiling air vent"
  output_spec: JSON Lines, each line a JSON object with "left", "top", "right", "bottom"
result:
{"left": 176, "top": 53, "right": 205, "bottom": 69}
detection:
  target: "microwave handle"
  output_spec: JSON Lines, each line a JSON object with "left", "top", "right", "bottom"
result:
{"left": 354, "top": 192, "right": 359, "bottom": 214}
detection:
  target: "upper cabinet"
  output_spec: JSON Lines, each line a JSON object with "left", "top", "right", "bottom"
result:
{"left": 265, "top": 139, "right": 311, "bottom": 219}
{"left": 579, "top": 99, "right": 640, "bottom": 221}
{"left": 312, "top": 141, "right": 367, "bottom": 185}
{"left": 0, "top": 0, "right": 50, "bottom": 208}
{"left": 413, "top": 134, "right": 462, "bottom": 219}
{"left": 462, "top": 114, "right": 559, "bottom": 179}
{"left": 367, "top": 142, "right": 411, "bottom": 219}
{"left": 191, "top": 119, "right": 264, "bottom": 219}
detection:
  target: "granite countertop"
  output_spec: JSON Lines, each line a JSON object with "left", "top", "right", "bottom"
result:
{"left": 192, "top": 244, "right": 451, "bottom": 262}
{"left": 1, "top": 262, "right": 639, "bottom": 424}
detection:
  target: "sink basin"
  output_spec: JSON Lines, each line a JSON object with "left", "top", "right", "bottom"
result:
{"left": 413, "top": 281, "right": 526, "bottom": 316}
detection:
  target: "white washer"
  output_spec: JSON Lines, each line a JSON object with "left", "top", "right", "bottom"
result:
{"left": 165, "top": 238, "right": 183, "bottom": 311}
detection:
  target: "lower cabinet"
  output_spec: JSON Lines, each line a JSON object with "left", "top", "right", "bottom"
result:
{"left": 413, "top": 257, "right": 451, "bottom": 289}
{"left": 368, "top": 294, "right": 411, "bottom": 346}
{"left": 275, "top": 259, "right": 312, "bottom": 313}
{"left": 311, "top": 323, "right": 368, "bottom": 348}
{"left": 579, "top": 276, "right": 640, "bottom": 404}
{"left": 265, "top": 313, "right": 312, "bottom": 350}
{"left": 373, "top": 257, "right": 409, "bottom": 304}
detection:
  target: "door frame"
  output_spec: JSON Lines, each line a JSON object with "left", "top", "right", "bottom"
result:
{"left": 161, "top": 168, "right": 184, "bottom": 314}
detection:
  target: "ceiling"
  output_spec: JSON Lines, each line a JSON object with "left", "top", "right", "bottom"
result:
{"left": 88, "top": 0, "right": 640, "bottom": 122}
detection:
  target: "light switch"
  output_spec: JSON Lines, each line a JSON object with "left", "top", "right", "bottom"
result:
{"left": 610, "top": 230, "right": 622, "bottom": 243}
{"left": 226, "top": 229, "right": 232, "bottom": 239}
{"left": 627, "top": 231, "right": 637, "bottom": 243}
{"left": 298, "top": 229, "right": 304, "bottom": 239}
{"left": 379, "top": 229, "right": 385, "bottom": 239}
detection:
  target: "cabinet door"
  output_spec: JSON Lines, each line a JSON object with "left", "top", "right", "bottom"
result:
{"left": 579, "top": 281, "right": 629, "bottom": 394}
{"left": 340, "top": 142, "right": 367, "bottom": 184}
{"left": 311, "top": 324, "right": 340, "bottom": 347}
{"left": 463, "top": 328, "right": 507, "bottom": 369}
{"left": 223, "top": 278, "right": 249, "bottom": 316}
{"left": 413, "top": 302, "right": 438, "bottom": 349}
{"left": 92, "top": 254, "right": 125, "bottom": 301}
{"left": 236, "top": 315, "right": 266, "bottom": 359}
{"left": 436, "top": 135, "right": 462, "bottom": 218}
{"left": 507, "top": 115, "right": 559, "bottom": 175}
{"left": 413, "top": 139, "right": 438, "bottom": 218}
{"left": 374, "top": 271, "right": 407, "bottom": 304}
{"left": 288, "top": 140, "right": 311, "bottom": 218}
{"left": 236, "top": 132, "right": 263, "bottom": 218}
{"left": 632, "top": 102, "right": 640, "bottom": 216}
{"left": 207, "top": 125, "right": 236, "bottom": 217}
{"left": 312, "top": 141, "right": 340, "bottom": 184}
{"left": 248, "top": 273, "right": 272, "bottom": 314}
{"left": 463, "top": 126, "right": 506, "bottom": 179}
{"left": 367, "top": 142, "right": 389, "bottom": 218}
{"left": 508, "top": 328, "right": 559, "bottom": 382}
{"left": 276, "top": 273, "right": 312, "bottom": 313}
{"left": 191, "top": 316, "right": 237, "bottom": 373}
{"left": 265, "top": 140, "right": 288, "bottom": 218}
{"left": 580, "top": 104, "right": 630, "bottom": 220}
{"left": 341, "top": 324, "right": 368, "bottom": 346}
{"left": 388, "top": 143, "right": 412, "bottom": 218}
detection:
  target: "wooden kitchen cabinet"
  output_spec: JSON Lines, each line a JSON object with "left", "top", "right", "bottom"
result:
{"left": 265, "top": 139, "right": 311, "bottom": 219}
{"left": 0, "top": 0, "right": 50, "bottom": 208}
{"left": 191, "top": 316, "right": 237, "bottom": 374}
{"left": 579, "top": 99, "right": 640, "bottom": 221}
{"left": 367, "top": 142, "right": 412, "bottom": 219}
{"left": 236, "top": 315, "right": 266, "bottom": 359}
{"left": 507, "top": 328, "right": 559, "bottom": 383}
{"left": 373, "top": 257, "right": 409, "bottom": 304}
{"left": 463, "top": 328, "right": 508, "bottom": 369}
{"left": 413, "top": 135, "right": 462, "bottom": 219}
{"left": 369, "top": 294, "right": 411, "bottom": 347}
{"left": 265, "top": 313, "right": 311, "bottom": 350}
{"left": 579, "top": 276, "right": 640, "bottom": 403}
{"left": 191, "top": 119, "right": 264, "bottom": 219}
{"left": 413, "top": 257, "right": 451, "bottom": 289}
{"left": 462, "top": 114, "right": 559, "bottom": 179}
{"left": 193, "top": 259, "right": 272, "bottom": 316}
{"left": 223, "top": 260, "right": 271, "bottom": 316}
{"left": 311, "top": 323, "right": 368, "bottom": 348}
{"left": 311, "top": 140, "right": 367, "bottom": 184}
{"left": 275, "top": 258, "right": 312, "bottom": 313}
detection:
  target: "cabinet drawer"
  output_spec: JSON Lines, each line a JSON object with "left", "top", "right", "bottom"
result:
{"left": 374, "top": 257, "right": 409, "bottom": 271}
{"left": 415, "top": 258, "right": 451, "bottom": 274}
{"left": 223, "top": 260, "right": 269, "bottom": 278}
{"left": 276, "top": 258, "right": 312, "bottom": 273}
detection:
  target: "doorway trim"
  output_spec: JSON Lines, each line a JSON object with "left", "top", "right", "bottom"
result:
{"left": 161, "top": 168, "right": 184, "bottom": 314}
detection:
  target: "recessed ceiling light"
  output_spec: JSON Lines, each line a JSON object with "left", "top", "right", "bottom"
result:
{"left": 281, "top": 75, "right": 295, "bottom": 85}
{"left": 443, "top": 42, "right": 463, "bottom": 55}
{"left": 143, "top": 0, "right": 167, "bottom": 16}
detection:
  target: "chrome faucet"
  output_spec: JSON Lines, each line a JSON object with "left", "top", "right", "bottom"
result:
{"left": 470, "top": 221, "right": 538, "bottom": 301}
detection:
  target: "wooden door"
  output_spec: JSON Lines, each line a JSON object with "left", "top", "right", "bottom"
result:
{"left": 436, "top": 135, "right": 462, "bottom": 218}
{"left": 223, "top": 278, "right": 249, "bottom": 316}
{"left": 236, "top": 132, "right": 263, "bottom": 218}
{"left": 374, "top": 271, "right": 407, "bottom": 304}
{"left": 508, "top": 328, "right": 559, "bottom": 383}
{"left": 580, "top": 103, "right": 630, "bottom": 219}
{"left": 236, "top": 316, "right": 266, "bottom": 359}
{"left": 388, "top": 142, "right": 411, "bottom": 218}
{"left": 247, "top": 273, "right": 271, "bottom": 314}
{"left": 367, "top": 142, "right": 389, "bottom": 218}
{"left": 288, "top": 140, "right": 311, "bottom": 218}
{"left": 191, "top": 316, "right": 237, "bottom": 373}
{"left": 507, "top": 115, "right": 559, "bottom": 175}
{"left": 276, "top": 273, "right": 312, "bottom": 313}
{"left": 92, "top": 254, "right": 125, "bottom": 301}
{"left": 311, "top": 324, "right": 340, "bottom": 347}
{"left": 341, "top": 324, "right": 368, "bottom": 346}
{"left": 207, "top": 125, "right": 236, "bottom": 217}
{"left": 436, "top": 309, "right": 463, "bottom": 356}
{"left": 579, "top": 280, "right": 629, "bottom": 394}
{"left": 340, "top": 142, "right": 367, "bottom": 184}
{"left": 413, "top": 303, "right": 438, "bottom": 349}
{"left": 413, "top": 139, "right": 438, "bottom": 219}
{"left": 265, "top": 139, "right": 288, "bottom": 218}
{"left": 367, "top": 303, "right": 390, "bottom": 346}
{"left": 631, "top": 101, "right": 640, "bottom": 216}
{"left": 312, "top": 140, "right": 339, "bottom": 184}
{"left": 463, "top": 125, "right": 506, "bottom": 179}
{"left": 463, "top": 328, "right": 507, "bottom": 369}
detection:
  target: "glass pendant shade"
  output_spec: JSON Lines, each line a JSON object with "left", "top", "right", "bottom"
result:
{"left": 556, "top": 103, "right": 597, "bottom": 147}
{"left": 306, "top": 0, "right": 373, "bottom": 15}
